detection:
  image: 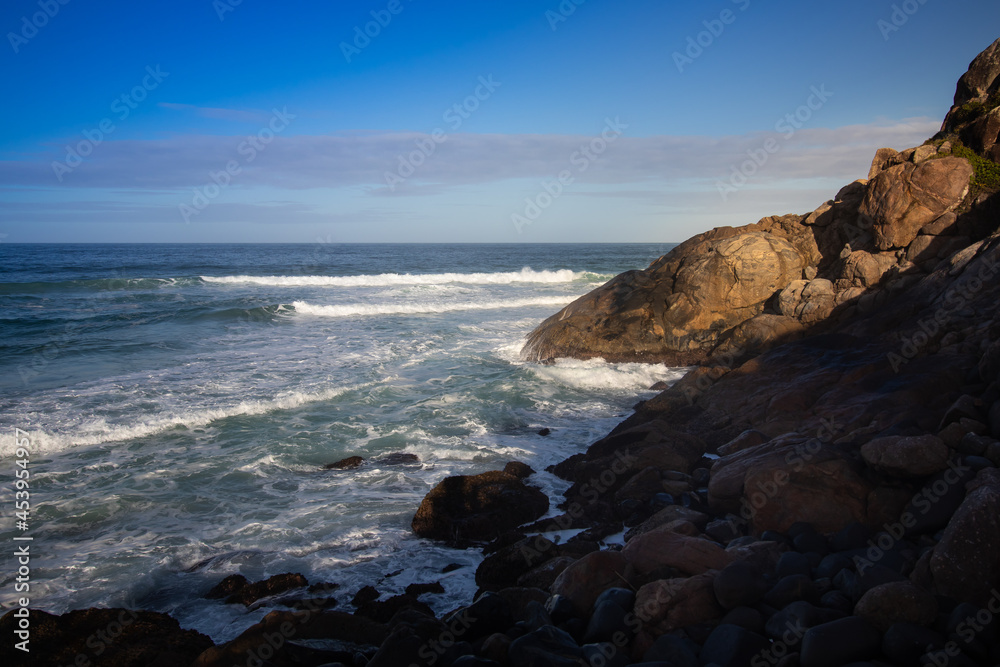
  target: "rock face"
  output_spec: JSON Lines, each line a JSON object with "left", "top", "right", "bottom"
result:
{"left": 0, "top": 608, "right": 213, "bottom": 667}
{"left": 522, "top": 224, "right": 813, "bottom": 364}
{"left": 521, "top": 43, "right": 1000, "bottom": 367}
{"left": 862, "top": 158, "right": 973, "bottom": 250}
{"left": 411, "top": 469, "right": 548, "bottom": 542}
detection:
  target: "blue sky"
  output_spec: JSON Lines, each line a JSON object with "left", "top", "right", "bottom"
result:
{"left": 1, "top": 0, "right": 998, "bottom": 243}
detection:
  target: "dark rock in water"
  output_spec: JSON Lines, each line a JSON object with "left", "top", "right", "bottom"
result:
{"left": 537, "top": 427, "right": 552, "bottom": 436}
{"left": 405, "top": 581, "right": 445, "bottom": 597}
{"left": 0, "top": 608, "right": 213, "bottom": 667}
{"left": 357, "top": 594, "right": 433, "bottom": 624}
{"left": 700, "top": 624, "right": 771, "bottom": 667}
{"left": 507, "top": 625, "right": 585, "bottom": 667}
{"left": 307, "top": 581, "right": 339, "bottom": 593}
{"left": 411, "top": 470, "right": 548, "bottom": 542}
{"left": 352, "top": 585, "right": 380, "bottom": 607}
{"left": 504, "top": 460, "right": 535, "bottom": 479}
{"left": 799, "top": 616, "right": 882, "bottom": 667}
{"left": 649, "top": 380, "right": 669, "bottom": 391}
{"left": 376, "top": 452, "right": 420, "bottom": 465}
{"left": 641, "top": 634, "right": 700, "bottom": 667}
{"left": 206, "top": 573, "right": 249, "bottom": 599}
{"left": 324, "top": 455, "right": 365, "bottom": 469}
{"left": 713, "top": 560, "right": 768, "bottom": 610}
{"left": 476, "top": 535, "right": 557, "bottom": 592}
{"left": 219, "top": 572, "right": 309, "bottom": 606}
{"left": 442, "top": 562, "right": 463, "bottom": 573}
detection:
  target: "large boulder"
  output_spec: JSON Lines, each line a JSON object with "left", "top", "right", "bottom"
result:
{"left": 411, "top": 469, "right": 548, "bottom": 542}
{"left": 860, "top": 434, "right": 950, "bottom": 478}
{"left": 930, "top": 467, "right": 1000, "bottom": 605}
{"left": 521, "top": 225, "right": 811, "bottom": 365}
{"left": 861, "top": 158, "right": 973, "bottom": 251}
{"left": 621, "top": 525, "right": 732, "bottom": 574}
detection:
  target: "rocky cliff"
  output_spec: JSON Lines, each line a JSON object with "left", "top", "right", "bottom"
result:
{"left": 522, "top": 38, "right": 1000, "bottom": 367}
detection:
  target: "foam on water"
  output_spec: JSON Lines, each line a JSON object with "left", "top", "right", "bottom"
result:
{"left": 0, "top": 243, "right": 683, "bottom": 642}
{"left": 0, "top": 383, "right": 369, "bottom": 456}
{"left": 202, "top": 268, "right": 607, "bottom": 287}
{"left": 290, "top": 297, "right": 573, "bottom": 318}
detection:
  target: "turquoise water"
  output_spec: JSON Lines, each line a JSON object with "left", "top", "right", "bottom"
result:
{"left": 0, "top": 243, "right": 681, "bottom": 641}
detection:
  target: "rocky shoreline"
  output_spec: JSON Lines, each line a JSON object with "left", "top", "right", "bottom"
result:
{"left": 5, "top": 38, "right": 1000, "bottom": 667}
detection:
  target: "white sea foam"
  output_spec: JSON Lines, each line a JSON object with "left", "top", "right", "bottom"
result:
{"left": 524, "top": 357, "right": 690, "bottom": 392}
{"left": 0, "top": 384, "right": 365, "bottom": 457}
{"left": 290, "top": 297, "right": 573, "bottom": 318}
{"left": 202, "top": 268, "right": 605, "bottom": 287}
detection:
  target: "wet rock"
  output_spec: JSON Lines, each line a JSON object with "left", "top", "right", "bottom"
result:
{"left": 222, "top": 572, "right": 309, "bottom": 606}
{"left": 352, "top": 585, "right": 380, "bottom": 607}
{"left": 405, "top": 582, "right": 445, "bottom": 597}
{"left": 764, "top": 574, "right": 818, "bottom": 609}
{"left": 376, "top": 452, "right": 420, "bottom": 465}
{"left": 324, "top": 455, "right": 365, "bottom": 469}
{"left": 411, "top": 470, "right": 549, "bottom": 542}
{"left": 504, "top": 461, "right": 535, "bottom": 479}
{"left": 192, "top": 610, "right": 387, "bottom": 666}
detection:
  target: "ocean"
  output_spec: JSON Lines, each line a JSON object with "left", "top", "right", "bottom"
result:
{"left": 0, "top": 242, "right": 683, "bottom": 642}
